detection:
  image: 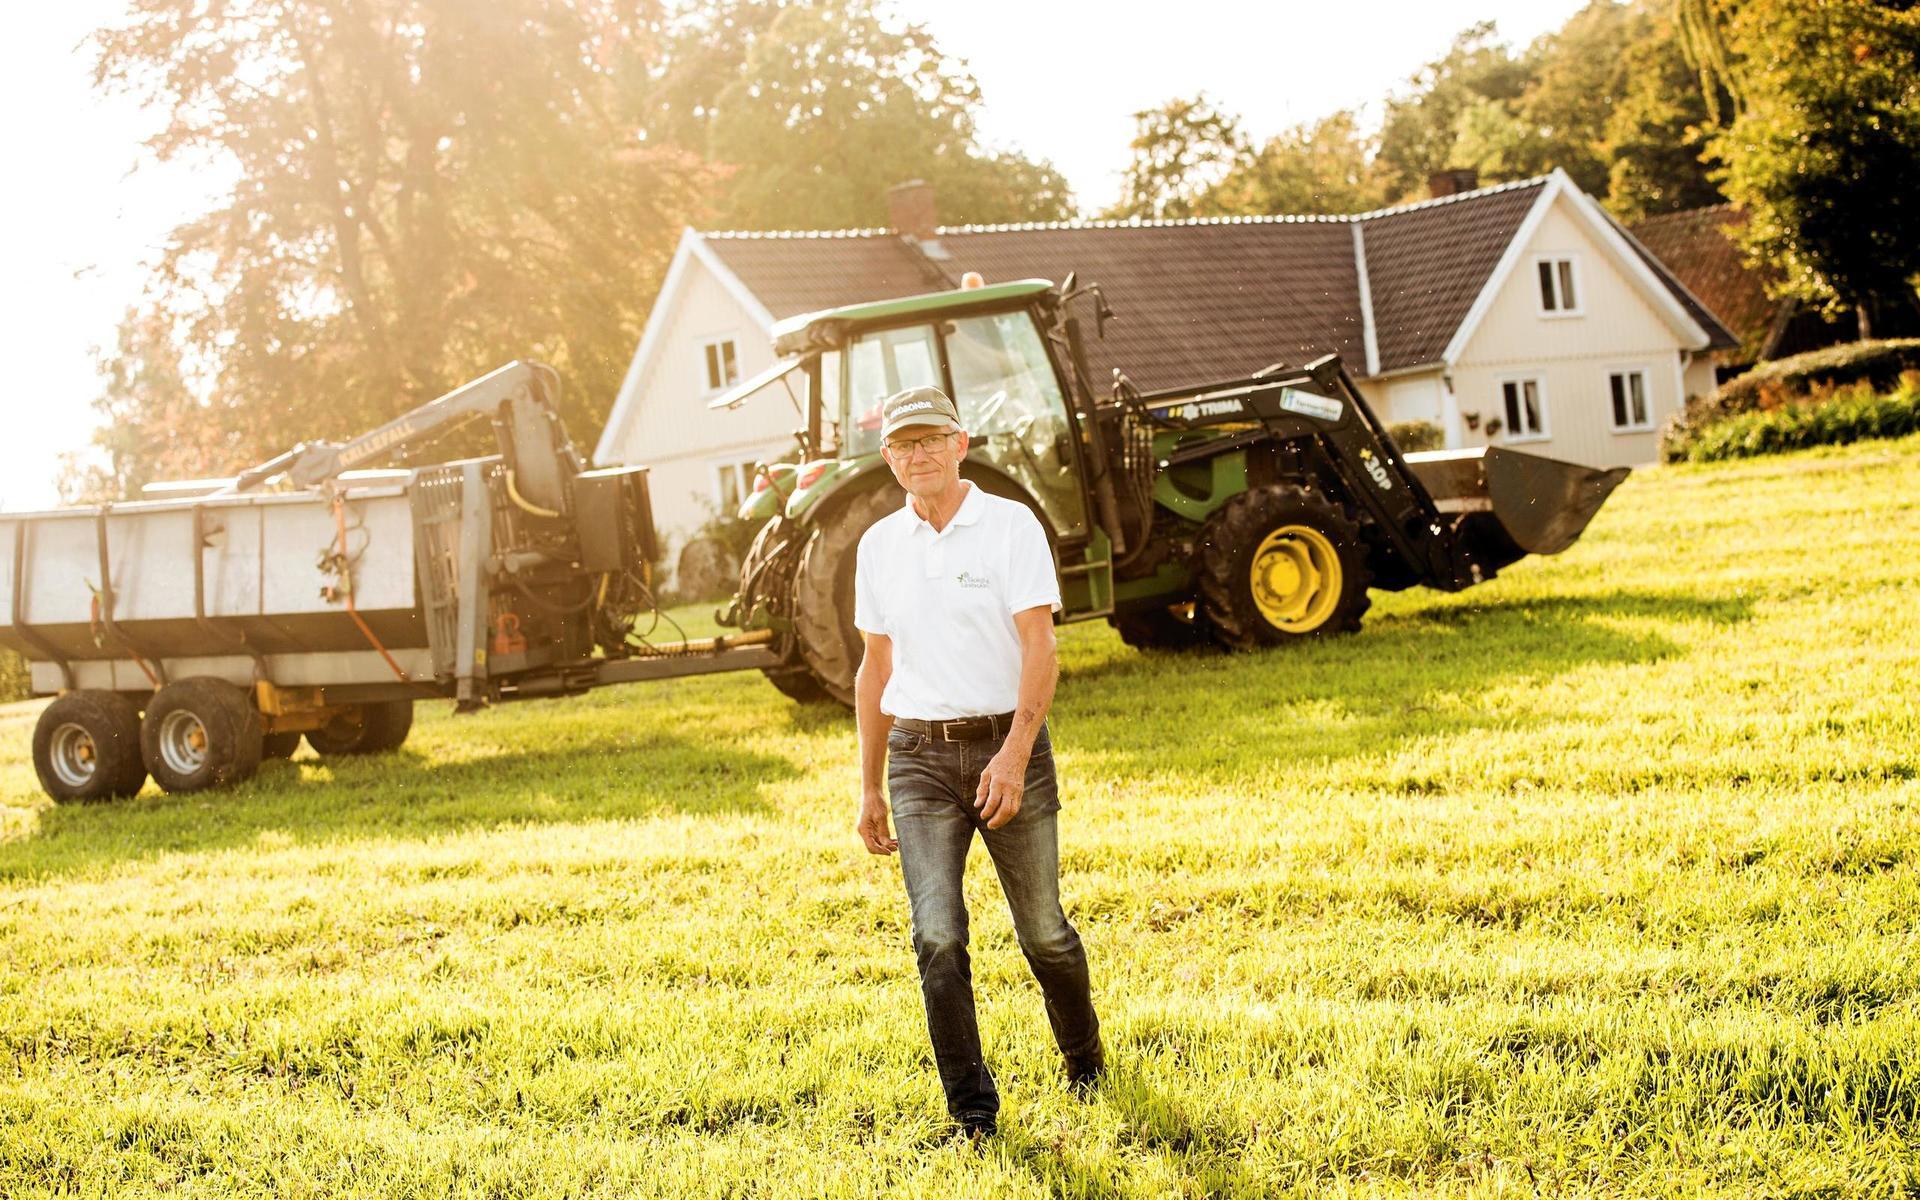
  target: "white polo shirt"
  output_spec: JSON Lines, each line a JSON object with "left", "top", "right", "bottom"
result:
{"left": 853, "top": 482, "right": 1060, "bottom": 720}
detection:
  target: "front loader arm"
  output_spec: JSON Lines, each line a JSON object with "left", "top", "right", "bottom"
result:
{"left": 225, "top": 361, "right": 584, "bottom": 514}
{"left": 1137, "top": 355, "right": 1479, "bottom": 589}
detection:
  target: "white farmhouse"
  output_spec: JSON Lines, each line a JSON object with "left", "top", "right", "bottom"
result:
{"left": 595, "top": 170, "right": 1737, "bottom": 556}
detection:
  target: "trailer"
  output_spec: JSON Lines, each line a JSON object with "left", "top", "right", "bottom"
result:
{"left": 3, "top": 362, "right": 775, "bottom": 799}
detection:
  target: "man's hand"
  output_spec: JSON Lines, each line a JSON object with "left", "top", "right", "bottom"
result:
{"left": 975, "top": 742, "right": 1029, "bottom": 830}
{"left": 857, "top": 788, "right": 897, "bottom": 855}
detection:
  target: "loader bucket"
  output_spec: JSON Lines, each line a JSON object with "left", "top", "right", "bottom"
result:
{"left": 1404, "top": 446, "right": 1630, "bottom": 569}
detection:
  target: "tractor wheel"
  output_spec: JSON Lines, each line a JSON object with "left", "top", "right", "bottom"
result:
{"left": 1195, "top": 483, "right": 1372, "bottom": 650}
{"left": 762, "top": 666, "right": 835, "bottom": 704}
{"left": 791, "top": 485, "right": 901, "bottom": 706}
{"left": 306, "top": 699, "right": 414, "bottom": 757}
{"left": 1109, "top": 605, "right": 1210, "bottom": 651}
{"left": 32, "top": 691, "right": 147, "bottom": 801}
{"left": 261, "top": 731, "right": 304, "bottom": 760}
{"left": 140, "top": 677, "right": 263, "bottom": 794}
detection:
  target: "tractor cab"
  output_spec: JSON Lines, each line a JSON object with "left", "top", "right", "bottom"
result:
{"left": 710, "top": 279, "right": 1093, "bottom": 546}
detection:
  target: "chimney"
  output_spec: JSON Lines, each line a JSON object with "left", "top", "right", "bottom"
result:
{"left": 887, "top": 180, "right": 948, "bottom": 258}
{"left": 1427, "top": 169, "right": 1479, "bottom": 199}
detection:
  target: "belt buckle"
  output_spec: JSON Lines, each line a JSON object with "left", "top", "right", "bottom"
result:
{"left": 938, "top": 720, "right": 961, "bottom": 742}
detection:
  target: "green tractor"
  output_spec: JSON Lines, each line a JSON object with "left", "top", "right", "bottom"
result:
{"left": 712, "top": 277, "right": 1627, "bottom": 705}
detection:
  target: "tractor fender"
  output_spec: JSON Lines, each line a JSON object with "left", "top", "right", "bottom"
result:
{"left": 784, "top": 454, "right": 884, "bottom": 522}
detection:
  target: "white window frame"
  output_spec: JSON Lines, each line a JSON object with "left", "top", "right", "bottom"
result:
{"left": 1606, "top": 366, "right": 1655, "bottom": 434}
{"left": 1533, "top": 254, "right": 1583, "bottom": 318}
{"left": 1498, "top": 375, "right": 1550, "bottom": 443}
{"left": 699, "top": 334, "right": 741, "bottom": 394}
{"left": 709, "top": 456, "right": 760, "bottom": 513}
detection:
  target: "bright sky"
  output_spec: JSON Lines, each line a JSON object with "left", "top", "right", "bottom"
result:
{"left": 0, "top": 0, "right": 1587, "bottom": 512}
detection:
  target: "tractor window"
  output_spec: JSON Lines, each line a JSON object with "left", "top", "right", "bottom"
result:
{"left": 944, "top": 312, "right": 1068, "bottom": 436}
{"left": 843, "top": 325, "right": 941, "bottom": 456}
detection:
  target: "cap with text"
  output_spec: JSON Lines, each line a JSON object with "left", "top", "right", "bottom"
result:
{"left": 879, "top": 386, "right": 961, "bottom": 441}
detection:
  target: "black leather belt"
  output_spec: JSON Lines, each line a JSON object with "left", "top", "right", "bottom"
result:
{"left": 894, "top": 712, "right": 1017, "bottom": 741}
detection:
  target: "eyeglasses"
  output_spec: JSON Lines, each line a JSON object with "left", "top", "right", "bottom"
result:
{"left": 883, "top": 429, "right": 958, "bottom": 457}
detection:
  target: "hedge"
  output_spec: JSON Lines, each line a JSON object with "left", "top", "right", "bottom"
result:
{"left": 1663, "top": 338, "right": 1920, "bottom": 462}
{"left": 0, "top": 650, "right": 28, "bottom": 704}
{"left": 1677, "top": 373, "right": 1920, "bottom": 463}
{"left": 1386, "top": 420, "right": 1444, "bottom": 453}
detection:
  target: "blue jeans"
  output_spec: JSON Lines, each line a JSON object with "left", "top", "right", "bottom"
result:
{"left": 886, "top": 721, "right": 1101, "bottom": 1123}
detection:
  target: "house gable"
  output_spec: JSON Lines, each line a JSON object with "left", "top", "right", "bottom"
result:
{"left": 1441, "top": 172, "right": 1712, "bottom": 367}
{"left": 593, "top": 229, "right": 777, "bottom": 467}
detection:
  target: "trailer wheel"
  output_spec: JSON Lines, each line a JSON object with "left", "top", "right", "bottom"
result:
{"left": 1196, "top": 483, "right": 1372, "bottom": 649}
{"left": 1109, "top": 605, "right": 1210, "bottom": 651}
{"left": 791, "top": 485, "right": 900, "bottom": 706}
{"left": 305, "top": 699, "right": 414, "bottom": 756}
{"left": 140, "top": 678, "right": 263, "bottom": 794}
{"left": 32, "top": 691, "right": 147, "bottom": 801}
{"left": 261, "top": 731, "right": 304, "bottom": 760}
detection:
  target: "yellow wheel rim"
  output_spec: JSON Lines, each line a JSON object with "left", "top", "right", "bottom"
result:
{"left": 1249, "top": 524, "right": 1342, "bottom": 633}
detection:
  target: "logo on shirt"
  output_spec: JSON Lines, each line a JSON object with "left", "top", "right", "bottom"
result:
{"left": 955, "top": 570, "right": 991, "bottom": 589}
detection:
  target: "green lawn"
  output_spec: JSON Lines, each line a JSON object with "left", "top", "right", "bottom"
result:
{"left": 3, "top": 436, "right": 1918, "bottom": 1197}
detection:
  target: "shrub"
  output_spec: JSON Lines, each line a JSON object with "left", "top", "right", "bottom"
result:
{"left": 1387, "top": 420, "right": 1444, "bottom": 453}
{"left": 1678, "top": 372, "right": 1920, "bottom": 463}
{"left": 0, "top": 650, "right": 29, "bottom": 703}
{"left": 1664, "top": 339, "right": 1920, "bottom": 461}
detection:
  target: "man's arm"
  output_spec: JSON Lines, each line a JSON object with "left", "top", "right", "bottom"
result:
{"left": 975, "top": 606, "right": 1057, "bottom": 829}
{"left": 855, "top": 631, "right": 897, "bottom": 855}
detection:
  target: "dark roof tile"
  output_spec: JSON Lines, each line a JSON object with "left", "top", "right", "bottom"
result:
{"left": 698, "top": 177, "right": 1732, "bottom": 388}
{"left": 1359, "top": 181, "right": 1544, "bottom": 372}
{"left": 1624, "top": 205, "right": 1759, "bottom": 356}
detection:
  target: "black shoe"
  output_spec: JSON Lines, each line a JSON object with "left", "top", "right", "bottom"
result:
{"left": 1064, "top": 1040, "right": 1107, "bottom": 1095}
{"left": 955, "top": 1113, "right": 997, "bottom": 1144}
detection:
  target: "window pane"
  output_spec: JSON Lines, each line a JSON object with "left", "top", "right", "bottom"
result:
{"left": 842, "top": 325, "right": 941, "bottom": 456}
{"left": 1538, "top": 261, "right": 1557, "bottom": 310}
{"left": 1629, "top": 373, "right": 1647, "bottom": 424}
{"left": 720, "top": 340, "right": 739, "bottom": 387}
{"left": 1557, "top": 261, "right": 1577, "bottom": 310}
{"left": 705, "top": 343, "right": 722, "bottom": 390}
{"left": 944, "top": 312, "right": 1069, "bottom": 436}
{"left": 1503, "top": 381, "right": 1520, "bottom": 430}
{"left": 1522, "top": 381, "right": 1541, "bottom": 434}
{"left": 1610, "top": 374, "right": 1628, "bottom": 427}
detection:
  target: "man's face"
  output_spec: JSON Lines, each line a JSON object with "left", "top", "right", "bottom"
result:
{"left": 881, "top": 423, "right": 969, "bottom": 501}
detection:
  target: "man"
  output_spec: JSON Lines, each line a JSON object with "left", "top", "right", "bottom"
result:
{"left": 852, "top": 384, "right": 1105, "bottom": 1143}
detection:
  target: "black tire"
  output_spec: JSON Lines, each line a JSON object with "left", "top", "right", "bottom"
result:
{"left": 261, "top": 731, "right": 304, "bottom": 759}
{"left": 1109, "top": 605, "right": 1210, "bottom": 652}
{"left": 762, "top": 666, "right": 834, "bottom": 704}
{"left": 140, "top": 677, "right": 263, "bottom": 794}
{"left": 1195, "top": 483, "right": 1372, "bottom": 650}
{"left": 791, "top": 485, "right": 901, "bottom": 706}
{"left": 305, "top": 699, "right": 414, "bottom": 756}
{"left": 32, "top": 691, "right": 147, "bottom": 801}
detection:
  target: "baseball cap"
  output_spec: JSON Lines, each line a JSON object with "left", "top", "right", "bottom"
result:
{"left": 879, "top": 386, "right": 962, "bottom": 440}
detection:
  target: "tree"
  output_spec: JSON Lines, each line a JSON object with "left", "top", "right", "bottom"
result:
{"left": 58, "top": 308, "right": 207, "bottom": 503}
{"left": 1375, "top": 23, "right": 1536, "bottom": 200}
{"left": 89, "top": 0, "right": 716, "bottom": 487}
{"left": 1207, "top": 111, "right": 1386, "bottom": 216}
{"left": 1601, "top": 5, "right": 1725, "bottom": 219}
{"left": 1692, "top": 0, "right": 1920, "bottom": 335}
{"left": 665, "top": 1, "right": 1071, "bottom": 229}
{"left": 1107, "top": 94, "right": 1247, "bottom": 220}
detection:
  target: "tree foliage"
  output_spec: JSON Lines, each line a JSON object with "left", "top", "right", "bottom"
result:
{"left": 1692, "top": 0, "right": 1920, "bottom": 336}
{"left": 1107, "top": 94, "right": 1248, "bottom": 220}
{"left": 75, "top": 0, "right": 1066, "bottom": 499}
{"left": 74, "top": 0, "right": 714, "bottom": 497}
{"left": 1207, "top": 111, "right": 1386, "bottom": 216}
{"left": 1375, "top": 22, "right": 1537, "bottom": 201}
